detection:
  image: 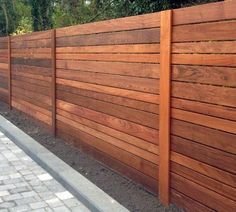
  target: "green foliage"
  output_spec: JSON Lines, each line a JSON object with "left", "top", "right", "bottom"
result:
{"left": 0, "top": 0, "right": 222, "bottom": 36}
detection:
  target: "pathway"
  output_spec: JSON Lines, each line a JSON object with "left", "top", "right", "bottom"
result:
{"left": 0, "top": 130, "right": 90, "bottom": 212}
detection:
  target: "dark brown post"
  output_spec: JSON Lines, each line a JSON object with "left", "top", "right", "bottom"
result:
{"left": 51, "top": 29, "right": 56, "bottom": 136}
{"left": 159, "top": 10, "right": 172, "bottom": 205}
{"left": 8, "top": 36, "right": 12, "bottom": 110}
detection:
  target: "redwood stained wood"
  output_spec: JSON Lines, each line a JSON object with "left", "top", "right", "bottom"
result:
{"left": 57, "top": 70, "right": 159, "bottom": 94}
{"left": 171, "top": 135, "right": 236, "bottom": 174}
{"left": 51, "top": 29, "right": 56, "bottom": 135}
{"left": 57, "top": 128, "right": 158, "bottom": 194}
{"left": 56, "top": 53, "right": 160, "bottom": 63}
{"left": 56, "top": 12, "right": 160, "bottom": 37}
{"left": 172, "top": 81, "right": 236, "bottom": 108}
{"left": 56, "top": 60, "right": 160, "bottom": 78}
{"left": 11, "top": 58, "right": 51, "bottom": 68}
{"left": 159, "top": 10, "right": 172, "bottom": 205}
{"left": 57, "top": 84, "right": 159, "bottom": 114}
{"left": 57, "top": 121, "right": 158, "bottom": 179}
{"left": 172, "top": 41, "right": 236, "bottom": 54}
{"left": 171, "top": 119, "right": 236, "bottom": 155}
{"left": 172, "top": 54, "right": 236, "bottom": 67}
{"left": 56, "top": 28, "right": 160, "bottom": 47}
{"left": 172, "top": 65, "right": 236, "bottom": 87}
{"left": 57, "top": 114, "right": 158, "bottom": 163}
{"left": 57, "top": 44, "right": 160, "bottom": 54}
{"left": 172, "top": 98, "right": 236, "bottom": 122}
{"left": 57, "top": 108, "right": 158, "bottom": 155}
{"left": 57, "top": 100, "right": 158, "bottom": 144}
{"left": 172, "top": 108, "right": 236, "bottom": 134}
{"left": 56, "top": 90, "right": 159, "bottom": 129}
{"left": 57, "top": 78, "right": 159, "bottom": 104}
{"left": 171, "top": 152, "right": 236, "bottom": 188}
{"left": 171, "top": 162, "right": 236, "bottom": 202}
{"left": 173, "top": 21, "right": 236, "bottom": 42}
{"left": 171, "top": 173, "right": 236, "bottom": 211}
{"left": 171, "top": 189, "right": 215, "bottom": 212}
{"left": 8, "top": 36, "right": 11, "bottom": 109}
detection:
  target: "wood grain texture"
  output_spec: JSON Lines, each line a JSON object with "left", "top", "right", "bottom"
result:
{"left": 159, "top": 10, "right": 172, "bottom": 205}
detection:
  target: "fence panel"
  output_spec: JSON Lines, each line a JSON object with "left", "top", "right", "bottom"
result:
{"left": 10, "top": 31, "right": 52, "bottom": 126}
{"left": 55, "top": 12, "right": 160, "bottom": 193}
{"left": 0, "top": 1, "right": 236, "bottom": 211}
{"left": 170, "top": 1, "right": 236, "bottom": 211}
{"left": 0, "top": 37, "right": 9, "bottom": 103}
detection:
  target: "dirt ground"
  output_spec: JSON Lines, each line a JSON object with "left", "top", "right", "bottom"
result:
{"left": 0, "top": 102, "right": 182, "bottom": 212}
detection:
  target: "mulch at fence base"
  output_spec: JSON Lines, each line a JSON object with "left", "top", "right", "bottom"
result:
{"left": 0, "top": 101, "right": 181, "bottom": 212}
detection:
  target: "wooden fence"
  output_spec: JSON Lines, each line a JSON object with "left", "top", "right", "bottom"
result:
{"left": 0, "top": 0, "right": 236, "bottom": 211}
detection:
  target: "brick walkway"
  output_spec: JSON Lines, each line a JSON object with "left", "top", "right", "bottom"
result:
{"left": 0, "top": 130, "right": 90, "bottom": 212}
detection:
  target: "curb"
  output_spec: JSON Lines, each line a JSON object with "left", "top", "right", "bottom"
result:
{"left": 0, "top": 115, "right": 129, "bottom": 212}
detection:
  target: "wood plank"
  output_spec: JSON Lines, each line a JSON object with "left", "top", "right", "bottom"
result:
{"left": 57, "top": 121, "right": 158, "bottom": 179}
{"left": 57, "top": 108, "right": 158, "bottom": 155}
{"left": 57, "top": 44, "right": 160, "bottom": 54}
{"left": 12, "top": 70, "right": 51, "bottom": 82}
{"left": 173, "top": 0, "right": 236, "bottom": 25}
{"left": 12, "top": 79, "right": 51, "bottom": 96}
{"left": 12, "top": 74, "right": 50, "bottom": 88}
{"left": 172, "top": 108, "right": 236, "bottom": 134}
{"left": 172, "top": 98, "right": 236, "bottom": 122}
{"left": 172, "top": 54, "right": 236, "bottom": 67}
{"left": 8, "top": 36, "right": 11, "bottom": 109}
{"left": 57, "top": 90, "right": 158, "bottom": 129}
{"left": 11, "top": 30, "right": 51, "bottom": 42}
{"left": 171, "top": 173, "right": 236, "bottom": 211}
{"left": 57, "top": 84, "right": 159, "bottom": 114}
{"left": 11, "top": 48, "right": 51, "bottom": 54}
{"left": 0, "top": 63, "right": 8, "bottom": 69}
{"left": 172, "top": 81, "right": 236, "bottom": 107}
{"left": 57, "top": 79, "right": 159, "bottom": 104}
{"left": 171, "top": 189, "right": 214, "bottom": 212}
{"left": 57, "top": 70, "right": 159, "bottom": 94}
{"left": 11, "top": 53, "right": 51, "bottom": 59}
{"left": 57, "top": 100, "right": 158, "bottom": 144}
{"left": 12, "top": 97, "right": 51, "bottom": 117}
{"left": 56, "top": 53, "right": 160, "bottom": 63}
{"left": 159, "top": 10, "right": 172, "bottom": 205}
{"left": 56, "top": 60, "right": 159, "bottom": 78}
{"left": 171, "top": 135, "right": 236, "bottom": 174}
{"left": 171, "top": 162, "right": 236, "bottom": 202}
{"left": 12, "top": 90, "right": 51, "bottom": 111}
{"left": 12, "top": 99, "right": 51, "bottom": 125}
{"left": 12, "top": 86, "right": 51, "bottom": 106}
{"left": 171, "top": 152, "right": 236, "bottom": 188}
{"left": 11, "top": 64, "right": 51, "bottom": 77}
{"left": 57, "top": 114, "right": 158, "bottom": 163}
{"left": 58, "top": 128, "right": 158, "bottom": 194}
{"left": 56, "top": 12, "right": 160, "bottom": 37}
{"left": 11, "top": 39, "right": 51, "bottom": 49}
{"left": 173, "top": 20, "right": 236, "bottom": 42}
{"left": 171, "top": 119, "right": 236, "bottom": 155}
{"left": 172, "top": 41, "right": 236, "bottom": 54}
{"left": 12, "top": 58, "right": 51, "bottom": 68}
{"left": 51, "top": 29, "right": 56, "bottom": 135}
{"left": 172, "top": 65, "right": 236, "bottom": 87}
{"left": 56, "top": 28, "right": 160, "bottom": 47}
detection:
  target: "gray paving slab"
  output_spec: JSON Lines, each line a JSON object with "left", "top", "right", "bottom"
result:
{"left": 0, "top": 130, "right": 87, "bottom": 212}
{"left": 0, "top": 115, "right": 129, "bottom": 212}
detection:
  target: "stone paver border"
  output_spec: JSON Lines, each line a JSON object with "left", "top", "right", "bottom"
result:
{"left": 0, "top": 115, "right": 129, "bottom": 212}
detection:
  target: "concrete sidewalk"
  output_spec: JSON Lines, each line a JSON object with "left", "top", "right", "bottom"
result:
{"left": 0, "top": 115, "right": 129, "bottom": 212}
{"left": 0, "top": 130, "right": 90, "bottom": 212}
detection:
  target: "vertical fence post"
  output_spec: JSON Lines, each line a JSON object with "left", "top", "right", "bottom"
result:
{"left": 8, "top": 36, "right": 12, "bottom": 110}
{"left": 159, "top": 9, "right": 172, "bottom": 205}
{"left": 51, "top": 29, "right": 56, "bottom": 136}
